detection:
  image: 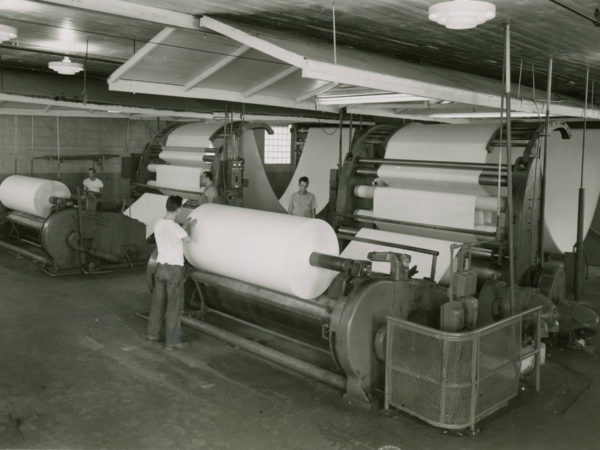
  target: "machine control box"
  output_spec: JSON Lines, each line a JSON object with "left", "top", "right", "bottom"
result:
{"left": 452, "top": 270, "right": 477, "bottom": 298}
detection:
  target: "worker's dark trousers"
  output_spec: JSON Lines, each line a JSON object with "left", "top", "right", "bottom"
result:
{"left": 147, "top": 263, "right": 184, "bottom": 346}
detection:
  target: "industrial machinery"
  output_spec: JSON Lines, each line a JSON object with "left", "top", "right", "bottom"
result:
{"left": 132, "top": 120, "right": 273, "bottom": 206}
{"left": 143, "top": 120, "right": 597, "bottom": 430}
{"left": 0, "top": 176, "right": 153, "bottom": 275}
{"left": 148, "top": 246, "right": 450, "bottom": 407}
{"left": 333, "top": 121, "right": 598, "bottom": 337}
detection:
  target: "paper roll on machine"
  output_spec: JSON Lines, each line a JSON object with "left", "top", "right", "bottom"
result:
{"left": 0, "top": 175, "right": 153, "bottom": 275}
{"left": 143, "top": 120, "right": 598, "bottom": 430}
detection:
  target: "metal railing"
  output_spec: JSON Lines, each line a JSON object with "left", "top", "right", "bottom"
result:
{"left": 385, "top": 306, "right": 542, "bottom": 433}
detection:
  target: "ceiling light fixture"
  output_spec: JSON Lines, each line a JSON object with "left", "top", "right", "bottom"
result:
{"left": 48, "top": 56, "right": 83, "bottom": 75}
{"left": 429, "top": 111, "right": 552, "bottom": 119}
{"left": 317, "top": 93, "right": 432, "bottom": 105}
{"left": 429, "top": 0, "right": 496, "bottom": 30}
{"left": 0, "top": 24, "right": 17, "bottom": 43}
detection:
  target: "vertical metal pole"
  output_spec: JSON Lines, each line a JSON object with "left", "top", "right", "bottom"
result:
{"left": 535, "top": 310, "right": 542, "bottom": 392}
{"left": 56, "top": 116, "right": 61, "bottom": 180}
{"left": 539, "top": 58, "right": 553, "bottom": 266}
{"left": 575, "top": 66, "right": 589, "bottom": 302}
{"left": 496, "top": 54, "right": 505, "bottom": 243}
{"left": 332, "top": 0, "right": 337, "bottom": 64}
{"left": 14, "top": 115, "right": 18, "bottom": 174}
{"left": 30, "top": 116, "right": 34, "bottom": 176}
{"left": 338, "top": 108, "right": 343, "bottom": 170}
{"left": 348, "top": 113, "right": 353, "bottom": 155}
{"left": 504, "top": 23, "right": 516, "bottom": 313}
{"left": 469, "top": 337, "right": 479, "bottom": 434}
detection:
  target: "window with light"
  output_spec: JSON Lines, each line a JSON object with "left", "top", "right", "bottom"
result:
{"left": 264, "top": 125, "right": 292, "bottom": 164}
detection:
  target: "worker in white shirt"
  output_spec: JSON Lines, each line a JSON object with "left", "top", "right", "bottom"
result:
{"left": 147, "top": 195, "right": 196, "bottom": 351}
{"left": 82, "top": 168, "right": 103, "bottom": 194}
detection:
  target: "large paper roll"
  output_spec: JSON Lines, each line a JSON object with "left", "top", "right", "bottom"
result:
{"left": 375, "top": 123, "right": 600, "bottom": 254}
{"left": 372, "top": 187, "right": 484, "bottom": 231}
{"left": 164, "top": 122, "right": 222, "bottom": 148}
{"left": 383, "top": 123, "right": 499, "bottom": 163}
{"left": 184, "top": 204, "right": 339, "bottom": 299}
{"left": 378, "top": 123, "right": 509, "bottom": 196}
{"left": 158, "top": 149, "right": 213, "bottom": 168}
{"left": 0, "top": 175, "right": 70, "bottom": 218}
{"left": 153, "top": 165, "right": 204, "bottom": 193}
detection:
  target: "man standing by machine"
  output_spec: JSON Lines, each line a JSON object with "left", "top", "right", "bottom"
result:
{"left": 147, "top": 195, "right": 196, "bottom": 351}
{"left": 199, "top": 171, "right": 219, "bottom": 204}
{"left": 288, "top": 176, "right": 317, "bottom": 218}
{"left": 82, "top": 168, "right": 103, "bottom": 194}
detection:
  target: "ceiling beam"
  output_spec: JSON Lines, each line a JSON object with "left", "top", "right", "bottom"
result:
{"left": 37, "top": 0, "right": 198, "bottom": 29}
{"left": 0, "top": 93, "right": 216, "bottom": 119}
{"left": 302, "top": 59, "right": 600, "bottom": 119}
{"left": 243, "top": 66, "right": 299, "bottom": 98}
{"left": 183, "top": 45, "right": 251, "bottom": 92}
{"left": 109, "top": 79, "right": 338, "bottom": 114}
{"left": 200, "top": 16, "right": 303, "bottom": 67}
{"left": 108, "top": 27, "right": 176, "bottom": 84}
{"left": 295, "top": 82, "right": 339, "bottom": 103}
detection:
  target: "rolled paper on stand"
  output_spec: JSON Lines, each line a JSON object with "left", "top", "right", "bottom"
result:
{"left": 154, "top": 165, "right": 204, "bottom": 193}
{"left": 0, "top": 175, "right": 70, "bottom": 218}
{"left": 158, "top": 150, "right": 213, "bottom": 168}
{"left": 184, "top": 204, "right": 340, "bottom": 299}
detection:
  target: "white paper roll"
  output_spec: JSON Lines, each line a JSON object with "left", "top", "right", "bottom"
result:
{"left": 165, "top": 122, "right": 223, "bottom": 148}
{"left": 372, "top": 187, "right": 482, "bottom": 231}
{"left": 158, "top": 150, "right": 213, "bottom": 168}
{"left": 377, "top": 123, "right": 600, "bottom": 255}
{"left": 384, "top": 123, "right": 499, "bottom": 163}
{"left": 154, "top": 165, "right": 204, "bottom": 192}
{"left": 354, "top": 185, "right": 376, "bottom": 199}
{"left": 184, "top": 204, "right": 339, "bottom": 299}
{"left": 0, "top": 175, "right": 70, "bottom": 218}
{"left": 378, "top": 123, "right": 507, "bottom": 196}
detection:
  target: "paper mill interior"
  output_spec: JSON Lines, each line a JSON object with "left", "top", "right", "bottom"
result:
{"left": 3, "top": 1, "right": 600, "bottom": 449}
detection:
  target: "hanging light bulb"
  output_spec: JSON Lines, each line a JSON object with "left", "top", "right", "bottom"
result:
{"left": 429, "top": 0, "right": 496, "bottom": 30}
{"left": 0, "top": 24, "right": 17, "bottom": 43}
{"left": 48, "top": 56, "right": 84, "bottom": 75}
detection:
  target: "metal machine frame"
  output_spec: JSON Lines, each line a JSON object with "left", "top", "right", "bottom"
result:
{"left": 0, "top": 190, "right": 153, "bottom": 276}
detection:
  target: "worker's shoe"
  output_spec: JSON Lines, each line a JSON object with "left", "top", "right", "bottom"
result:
{"left": 165, "top": 342, "right": 189, "bottom": 351}
{"left": 146, "top": 337, "right": 160, "bottom": 345}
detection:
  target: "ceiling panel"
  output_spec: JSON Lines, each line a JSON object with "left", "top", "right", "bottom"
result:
{"left": 126, "top": 0, "right": 600, "bottom": 100}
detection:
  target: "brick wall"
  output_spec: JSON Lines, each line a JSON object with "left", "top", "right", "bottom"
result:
{"left": 0, "top": 116, "right": 164, "bottom": 207}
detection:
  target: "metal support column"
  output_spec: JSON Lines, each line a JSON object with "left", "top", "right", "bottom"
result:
{"left": 539, "top": 57, "right": 553, "bottom": 266}
{"left": 575, "top": 66, "right": 590, "bottom": 302}
{"left": 504, "top": 23, "right": 516, "bottom": 313}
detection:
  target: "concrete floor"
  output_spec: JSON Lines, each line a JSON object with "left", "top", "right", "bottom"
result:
{"left": 1, "top": 252, "right": 600, "bottom": 450}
